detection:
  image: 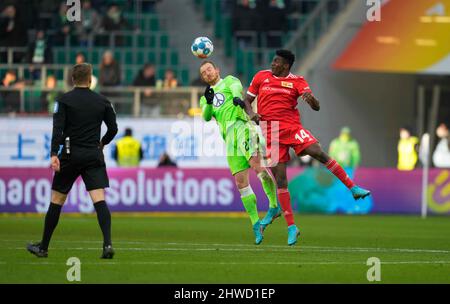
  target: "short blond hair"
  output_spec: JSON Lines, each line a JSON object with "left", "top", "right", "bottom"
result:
{"left": 72, "top": 63, "right": 92, "bottom": 85}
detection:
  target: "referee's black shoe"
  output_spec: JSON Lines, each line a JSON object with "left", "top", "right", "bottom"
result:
{"left": 101, "top": 245, "right": 115, "bottom": 259}
{"left": 27, "top": 242, "right": 48, "bottom": 258}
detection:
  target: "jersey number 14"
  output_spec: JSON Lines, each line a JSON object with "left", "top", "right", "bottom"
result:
{"left": 295, "top": 129, "right": 311, "bottom": 143}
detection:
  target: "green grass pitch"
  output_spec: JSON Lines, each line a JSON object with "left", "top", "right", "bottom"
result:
{"left": 0, "top": 214, "right": 449, "bottom": 283}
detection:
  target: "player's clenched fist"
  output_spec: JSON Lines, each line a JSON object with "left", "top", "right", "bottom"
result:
{"left": 50, "top": 155, "right": 60, "bottom": 172}
{"left": 204, "top": 86, "right": 215, "bottom": 104}
{"left": 249, "top": 111, "right": 261, "bottom": 125}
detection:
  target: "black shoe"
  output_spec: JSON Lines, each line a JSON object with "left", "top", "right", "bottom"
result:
{"left": 101, "top": 245, "right": 115, "bottom": 259}
{"left": 27, "top": 242, "right": 48, "bottom": 258}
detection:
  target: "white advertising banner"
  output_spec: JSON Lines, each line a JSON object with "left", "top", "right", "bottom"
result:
{"left": 0, "top": 117, "right": 228, "bottom": 168}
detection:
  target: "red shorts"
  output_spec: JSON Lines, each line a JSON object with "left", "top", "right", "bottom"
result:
{"left": 263, "top": 124, "right": 318, "bottom": 164}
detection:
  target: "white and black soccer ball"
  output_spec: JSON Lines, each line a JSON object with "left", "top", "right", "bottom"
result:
{"left": 191, "top": 37, "right": 214, "bottom": 59}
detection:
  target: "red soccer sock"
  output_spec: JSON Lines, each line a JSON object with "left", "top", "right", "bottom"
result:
{"left": 277, "top": 188, "right": 295, "bottom": 226}
{"left": 325, "top": 159, "right": 355, "bottom": 189}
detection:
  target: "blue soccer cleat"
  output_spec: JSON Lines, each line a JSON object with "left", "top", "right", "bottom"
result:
{"left": 287, "top": 225, "right": 300, "bottom": 246}
{"left": 351, "top": 186, "right": 371, "bottom": 200}
{"left": 261, "top": 206, "right": 282, "bottom": 232}
{"left": 253, "top": 220, "right": 264, "bottom": 245}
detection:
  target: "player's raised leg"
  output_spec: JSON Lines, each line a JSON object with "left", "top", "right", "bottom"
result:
{"left": 302, "top": 143, "right": 371, "bottom": 199}
{"left": 270, "top": 163, "right": 300, "bottom": 246}
{"left": 89, "top": 189, "right": 114, "bottom": 259}
{"left": 248, "top": 155, "right": 281, "bottom": 231}
{"left": 234, "top": 169, "right": 263, "bottom": 245}
{"left": 27, "top": 190, "right": 66, "bottom": 258}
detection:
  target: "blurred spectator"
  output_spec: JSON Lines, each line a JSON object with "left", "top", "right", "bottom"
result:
{"left": 133, "top": 63, "right": 156, "bottom": 87}
{"left": 74, "top": 0, "right": 101, "bottom": 46}
{"left": 133, "top": 63, "right": 159, "bottom": 115}
{"left": 397, "top": 127, "right": 419, "bottom": 171}
{"left": 52, "top": 2, "right": 74, "bottom": 46}
{"left": 25, "top": 30, "right": 53, "bottom": 81}
{"left": 67, "top": 52, "right": 86, "bottom": 87}
{"left": 0, "top": 4, "right": 28, "bottom": 62}
{"left": 433, "top": 123, "right": 450, "bottom": 168}
{"left": 0, "top": 70, "right": 25, "bottom": 113}
{"left": 231, "top": 0, "right": 290, "bottom": 48}
{"left": 67, "top": 52, "right": 98, "bottom": 90}
{"left": 113, "top": 128, "right": 144, "bottom": 167}
{"left": 99, "top": 50, "right": 121, "bottom": 87}
{"left": 41, "top": 74, "right": 62, "bottom": 114}
{"left": 0, "top": 4, "right": 27, "bottom": 46}
{"left": 329, "top": 127, "right": 361, "bottom": 169}
{"left": 162, "top": 69, "right": 178, "bottom": 89}
{"left": 232, "top": 0, "right": 260, "bottom": 47}
{"left": 263, "top": 0, "right": 289, "bottom": 47}
{"left": 99, "top": 4, "right": 131, "bottom": 46}
{"left": 102, "top": 4, "right": 129, "bottom": 31}
{"left": 74, "top": 52, "right": 86, "bottom": 65}
{"left": 26, "top": 30, "right": 53, "bottom": 64}
{"left": 158, "top": 152, "right": 177, "bottom": 167}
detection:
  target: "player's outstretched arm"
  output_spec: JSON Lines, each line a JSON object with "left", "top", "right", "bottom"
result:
{"left": 243, "top": 95, "right": 261, "bottom": 124}
{"left": 302, "top": 92, "right": 320, "bottom": 111}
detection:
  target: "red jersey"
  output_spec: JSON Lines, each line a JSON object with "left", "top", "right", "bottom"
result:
{"left": 247, "top": 70, "right": 312, "bottom": 128}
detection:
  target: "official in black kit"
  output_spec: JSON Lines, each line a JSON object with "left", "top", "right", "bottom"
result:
{"left": 27, "top": 63, "right": 118, "bottom": 259}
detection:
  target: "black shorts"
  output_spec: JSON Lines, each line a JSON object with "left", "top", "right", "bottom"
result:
{"left": 52, "top": 147, "right": 109, "bottom": 194}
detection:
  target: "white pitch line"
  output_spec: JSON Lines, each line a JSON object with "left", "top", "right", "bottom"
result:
{"left": 2, "top": 239, "right": 450, "bottom": 254}
{"left": 7, "top": 246, "right": 450, "bottom": 254}
{"left": 1, "top": 260, "right": 450, "bottom": 266}
{"left": 0, "top": 239, "right": 146, "bottom": 245}
{"left": 14, "top": 247, "right": 293, "bottom": 252}
{"left": 166, "top": 242, "right": 450, "bottom": 253}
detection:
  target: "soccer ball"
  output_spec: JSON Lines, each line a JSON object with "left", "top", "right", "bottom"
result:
{"left": 191, "top": 37, "right": 214, "bottom": 58}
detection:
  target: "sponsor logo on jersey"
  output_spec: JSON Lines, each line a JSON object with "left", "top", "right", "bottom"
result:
{"left": 213, "top": 93, "right": 225, "bottom": 107}
{"left": 262, "top": 87, "right": 292, "bottom": 95}
{"left": 281, "top": 81, "right": 293, "bottom": 88}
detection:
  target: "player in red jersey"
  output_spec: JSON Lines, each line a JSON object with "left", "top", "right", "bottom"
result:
{"left": 236, "top": 50, "right": 371, "bottom": 245}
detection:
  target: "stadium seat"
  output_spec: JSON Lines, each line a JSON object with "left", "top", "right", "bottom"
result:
{"left": 170, "top": 51, "right": 179, "bottom": 66}
{"left": 124, "top": 50, "right": 134, "bottom": 64}
{"left": 160, "top": 34, "right": 169, "bottom": 49}
{"left": 159, "top": 52, "right": 167, "bottom": 66}
{"left": 147, "top": 51, "right": 156, "bottom": 64}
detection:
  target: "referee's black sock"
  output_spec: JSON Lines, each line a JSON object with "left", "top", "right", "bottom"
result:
{"left": 94, "top": 201, "right": 112, "bottom": 247}
{"left": 40, "top": 203, "right": 62, "bottom": 251}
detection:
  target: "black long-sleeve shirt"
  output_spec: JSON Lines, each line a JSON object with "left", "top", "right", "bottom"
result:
{"left": 51, "top": 87, "right": 118, "bottom": 156}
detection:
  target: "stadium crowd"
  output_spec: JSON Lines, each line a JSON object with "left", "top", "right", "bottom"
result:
{"left": 0, "top": 0, "right": 187, "bottom": 115}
